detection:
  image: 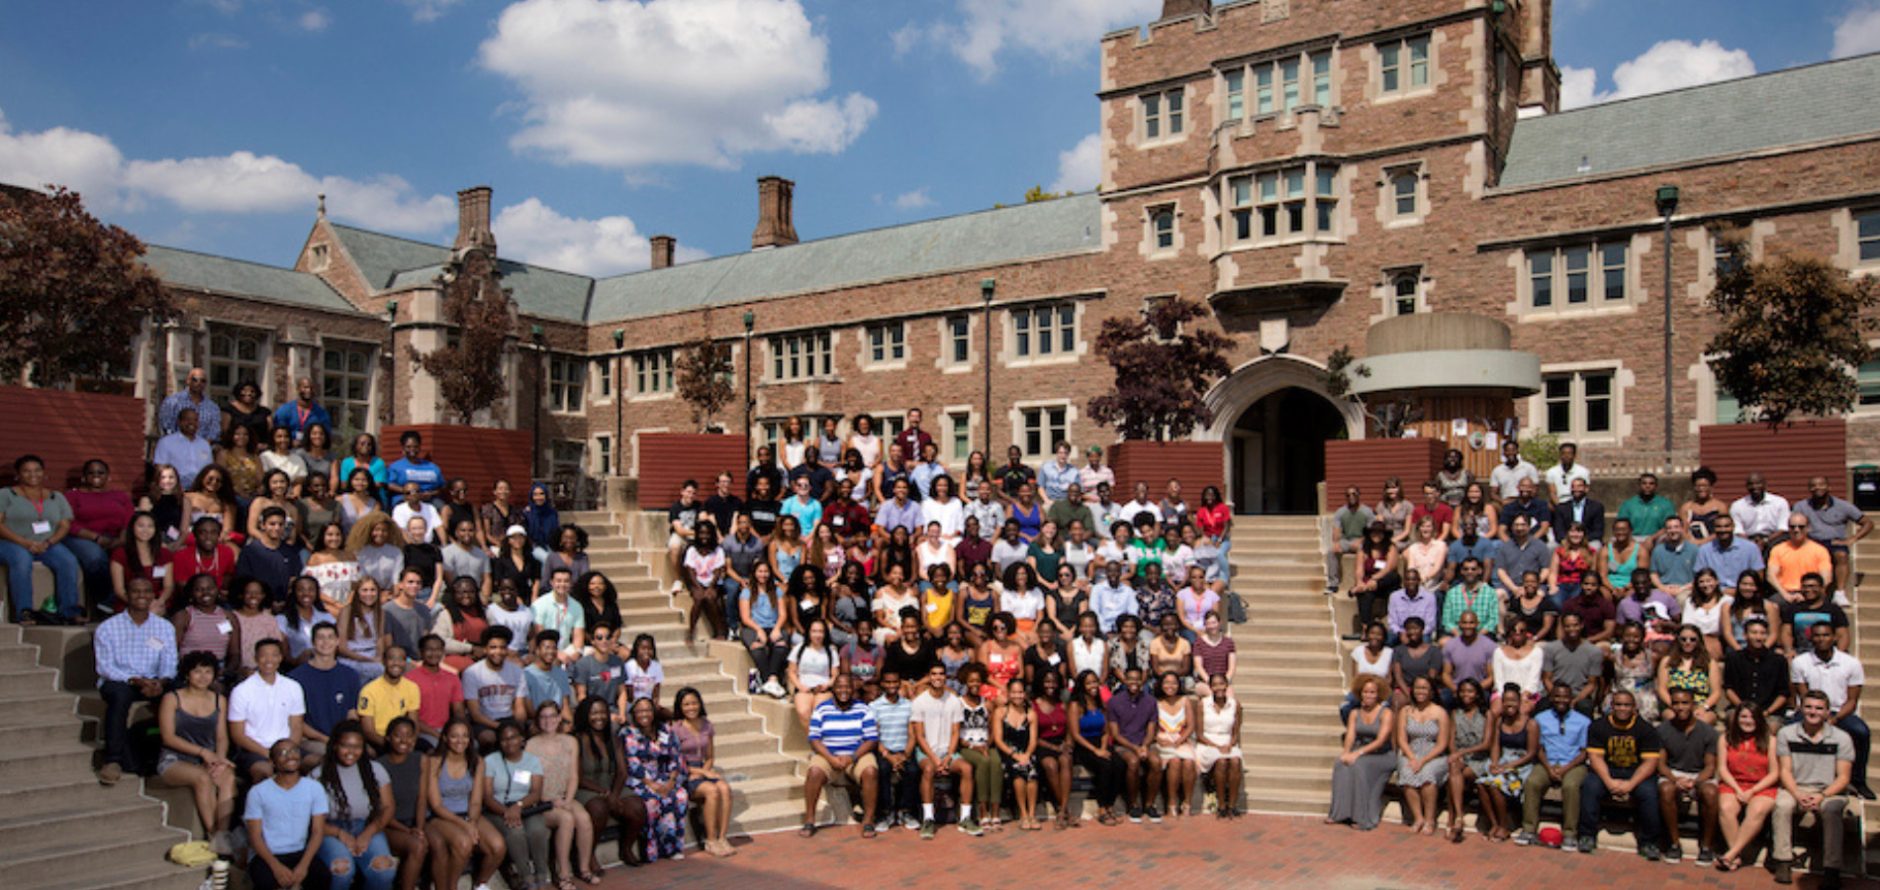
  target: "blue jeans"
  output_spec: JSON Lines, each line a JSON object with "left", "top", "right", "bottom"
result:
{"left": 317, "top": 818, "right": 395, "bottom": 890}
{"left": 721, "top": 578, "right": 743, "bottom": 638}
{"left": 0, "top": 539, "right": 81, "bottom": 618}
{"left": 1580, "top": 765, "right": 1662, "bottom": 845}
{"left": 1549, "top": 582, "right": 1581, "bottom": 611}
{"left": 60, "top": 536, "right": 111, "bottom": 607}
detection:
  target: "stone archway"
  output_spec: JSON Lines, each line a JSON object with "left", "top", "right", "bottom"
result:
{"left": 1200, "top": 355, "right": 1364, "bottom": 513}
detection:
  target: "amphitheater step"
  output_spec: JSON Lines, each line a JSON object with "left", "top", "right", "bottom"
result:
{"left": 0, "top": 825, "right": 188, "bottom": 887}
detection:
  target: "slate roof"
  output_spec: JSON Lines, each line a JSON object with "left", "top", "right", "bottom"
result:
{"left": 140, "top": 245, "right": 362, "bottom": 315}
{"left": 1499, "top": 52, "right": 1880, "bottom": 188}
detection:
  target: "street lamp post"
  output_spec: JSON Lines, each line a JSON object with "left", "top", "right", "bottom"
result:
{"left": 531, "top": 324, "right": 545, "bottom": 479}
{"left": 981, "top": 279, "right": 995, "bottom": 455}
{"left": 743, "top": 310, "right": 755, "bottom": 460}
{"left": 612, "top": 329, "right": 624, "bottom": 477}
{"left": 384, "top": 300, "right": 398, "bottom": 432}
{"left": 1656, "top": 184, "right": 1680, "bottom": 461}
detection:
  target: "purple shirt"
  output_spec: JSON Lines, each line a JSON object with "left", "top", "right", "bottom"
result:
{"left": 875, "top": 499, "right": 923, "bottom": 534}
{"left": 1386, "top": 589, "right": 1439, "bottom": 637}
{"left": 1442, "top": 634, "right": 1497, "bottom": 686}
{"left": 1104, "top": 688, "right": 1156, "bottom": 746}
{"left": 1615, "top": 590, "right": 1682, "bottom": 627}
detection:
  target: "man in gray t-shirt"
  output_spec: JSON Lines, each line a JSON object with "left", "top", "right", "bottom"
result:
{"left": 1771, "top": 691, "right": 1855, "bottom": 881}
{"left": 1326, "top": 487, "right": 1375, "bottom": 593}
{"left": 1540, "top": 614, "right": 1605, "bottom": 715}
{"left": 572, "top": 623, "right": 628, "bottom": 708}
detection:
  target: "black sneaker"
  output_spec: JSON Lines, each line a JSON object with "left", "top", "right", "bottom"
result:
{"left": 1640, "top": 842, "right": 1661, "bottom": 862}
{"left": 1576, "top": 835, "right": 1597, "bottom": 854}
{"left": 1661, "top": 843, "right": 1681, "bottom": 863}
{"left": 1127, "top": 808, "right": 1143, "bottom": 824}
{"left": 1694, "top": 848, "right": 1714, "bottom": 866}
{"left": 1855, "top": 785, "right": 1877, "bottom": 801}
{"left": 1146, "top": 806, "right": 1163, "bottom": 823}
{"left": 1771, "top": 860, "right": 1793, "bottom": 885}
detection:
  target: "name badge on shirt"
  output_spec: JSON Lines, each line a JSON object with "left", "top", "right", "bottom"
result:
{"left": 925, "top": 602, "right": 938, "bottom": 613}
{"left": 147, "top": 637, "right": 165, "bottom": 651}
{"left": 166, "top": 527, "right": 181, "bottom": 541}
{"left": 513, "top": 770, "right": 532, "bottom": 783}
{"left": 152, "top": 566, "right": 168, "bottom": 579}
{"left": 1047, "top": 654, "right": 1061, "bottom": 666}
{"left": 216, "top": 621, "right": 232, "bottom": 634}
{"left": 31, "top": 521, "right": 51, "bottom": 535}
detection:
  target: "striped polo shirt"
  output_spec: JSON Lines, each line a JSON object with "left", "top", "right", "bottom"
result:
{"left": 809, "top": 699, "right": 879, "bottom": 757}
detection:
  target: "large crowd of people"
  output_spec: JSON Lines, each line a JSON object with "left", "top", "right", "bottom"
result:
{"left": 1325, "top": 440, "right": 1873, "bottom": 889}
{"left": 5, "top": 373, "right": 1875, "bottom": 887}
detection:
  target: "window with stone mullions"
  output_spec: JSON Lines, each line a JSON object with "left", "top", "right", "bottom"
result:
{"left": 1380, "top": 35, "right": 1431, "bottom": 94}
{"left": 770, "top": 331, "right": 832, "bottom": 381}
{"left": 1022, "top": 406, "right": 1069, "bottom": 458}
{"left": 949, "top": 411, "right": 971, "bottom": 461}
{"left": 1014, "top": 304, "right": 1075, "bottom": 358}
{"left": 1527, "top": 242, "right": 1627, "bottom": 309}
{"left": 206, "top": 324, "right": 267, "bottom": 402}
{"left": 1225, "top": 161, "right": 1338, "bottom": 243}
{"left": 947, "top": 315, "right": 971, "bottom": 364}
{"left": 1392, "top": 273, "right": 1419, "bottom": 316}
{"left": 1543, "top": 370, "right": 1613, "bottom": 436}
{"left": 1142, "top": 88, "right": 1183, "bottom": 139}
{"left": 1235, "top": 49, "right": 1331, "bottom": 119}
{"left": 1150, "top": 205, "right": 1176, "bottom": 250}
{"left": 548, "top": 354, "right": 586, "bottom": 412}
{"left": 867, "top": 323, "right": 905, "bottom": 363}
{"left": 633, "top": 349, "right": 673, "bottom": 394}
{"left": 1858, "top": 210, "right": 1880, "bottom": 263}
{"left": 320, "top": 341, "right": 373, "bottom": 437}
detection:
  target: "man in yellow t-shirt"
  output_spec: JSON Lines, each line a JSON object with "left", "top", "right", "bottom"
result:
{"left": 357, "top": 644, "right": 422, "bottom": 751}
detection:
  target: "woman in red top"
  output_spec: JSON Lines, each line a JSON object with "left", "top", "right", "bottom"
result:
{"left": 1033, "top": 669, "right": 1075, "bottom": 828}
{"left": 64, "top": 459, "right": 134, "bottom": 611}
{"left": 1715, "top": 704, "right": 1781, "bottom": 871}
{"left": 1547, "top": 522, "right": 1593, "bottom": 604}
{"left": 111, "top": 512, "right": 174, "bottom": 612}
{"left": 1194, "top": 486, "right": 1233, "bottom": 593}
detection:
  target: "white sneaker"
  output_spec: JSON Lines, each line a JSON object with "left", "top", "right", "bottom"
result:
{"left": 763, "top": 679, "right": 787, "bottom": 698}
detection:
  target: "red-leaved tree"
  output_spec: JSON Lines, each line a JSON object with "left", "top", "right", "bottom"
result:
{"left": 412, "top": 250, "right": 515, "bottom": 424}
{"left": 1087, "top": 297, "right": 1234, "bottom": 441}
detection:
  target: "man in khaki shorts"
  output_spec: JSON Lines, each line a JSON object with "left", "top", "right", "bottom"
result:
{"left": 802, "top": 673, "right": 882, "bottom": 838}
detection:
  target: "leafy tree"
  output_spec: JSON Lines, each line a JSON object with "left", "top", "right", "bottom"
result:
{"left": 1705, "top": 234, "right": 1879, "bottom": 426}
{"left": 675, "top": 334, "right": 734, "bottom": 432}
{"left": 412, "top": 250, "right": 513, "bottom": 424}
{"left": 0, "top": 185, "right": 171, "bottom": 388}
{"left": 1087, "top": 297, "right": 1233, "bottom": 441}
{"left": 1024, "top": 185, "right": 1069, "bottom": 203}
{"left": 1518, "top": 432, "right": 1561, "bottom": 472}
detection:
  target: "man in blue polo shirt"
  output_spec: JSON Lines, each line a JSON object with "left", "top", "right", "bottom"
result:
{"left": 1519, "top": 682, "right": 1592, "bottom": 847}
{"left": 1695, "top": 515, "right": 1764, "bottom": 596}
{"left": 1649, "top": 516, "right": 1699, "bottom": 600}
{"left": 804, "top": 673, "right": 881, "bottom": 838}
{"left": 385, "top": 430, "right": 445, "bottom": 505}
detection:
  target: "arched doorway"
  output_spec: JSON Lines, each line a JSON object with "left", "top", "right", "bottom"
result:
{"left": 1230, "top": 387, "right": 1349, "bottom": 513}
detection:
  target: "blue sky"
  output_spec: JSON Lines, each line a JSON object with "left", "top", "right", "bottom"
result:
{"left": 1, "top": 0, "right": 1875, "bottom": 278}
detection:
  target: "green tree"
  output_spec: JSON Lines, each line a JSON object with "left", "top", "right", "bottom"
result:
{"left": 1087, "top": 297, "right": 1234, "bottom": 441}
{"left": 675, "top": 334, "right": 734, "bottom": 432}
{"left": 1704, "top": 234, "right": 1879, "bottom": 427}
{"left": 412, "top": 251, "right": 514, "bottom": 424}
{"left": 0, "top": 185, "right": 172, "bottom": 388}
{"left": 1024, "top": 185, "right": 1069, "bottom": 203}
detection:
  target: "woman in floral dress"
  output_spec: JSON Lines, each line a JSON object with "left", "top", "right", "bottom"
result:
{"left": 620, "top": 696, "right": 690, "bottom": 862}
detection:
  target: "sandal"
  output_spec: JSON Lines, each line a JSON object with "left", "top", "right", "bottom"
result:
{"left": 861, "top": 824, "right": 878, "bottom": 839}
{"left": 797, "top": 823, "right": 817, "bottom": 839}
{"left": 558, "top": 878, "right": 578, "bottom": 890}
{"left": 578, "top": 870, "right": 603, "bottom": 885}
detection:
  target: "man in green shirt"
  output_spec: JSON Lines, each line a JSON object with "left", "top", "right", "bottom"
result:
{"left": 1617, "top": 472, "right": 1676, "bottom": 541}
{"left": 1044, "top": 482, "right": 1097, "bottom": 534}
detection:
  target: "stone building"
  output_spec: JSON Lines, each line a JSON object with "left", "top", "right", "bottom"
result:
{"left": 74, "top": 0, "right": 1880, "bottom": 509}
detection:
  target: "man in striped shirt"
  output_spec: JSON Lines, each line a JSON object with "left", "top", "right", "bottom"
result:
{"left": 803, "top": 673, "right": 881, "bottom": 838}
{"left": 93, "top": 578, "right": 176, "bottom": 785}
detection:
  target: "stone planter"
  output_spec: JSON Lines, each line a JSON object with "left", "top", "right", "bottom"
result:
{"left": 637, "top": 432, "right": 749, "bottom": 509}
{"left": 382, "top": 423, "right": 533, "bottom": 505}
{"left": 1109, "top": 439, "right": 1224, "bottom": 503}
{"left": 1324, "top": 437, "right": 1445, "bottom": 510}
{"left": 1698, "top": 418, "right": 1847, "bottom": 502}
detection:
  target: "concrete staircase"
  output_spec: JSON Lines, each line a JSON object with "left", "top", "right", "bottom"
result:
{"left": 1226, "top": 515, "right": 1347, "bottom": 816}
{"left": 0, "top": 623, "right": 199, "bottom": 890}
{"left": 1847, "top": 541, "right": 1880, "bottom": 873}
{"left": 570, "top": 511, "right": 820, "bottom": 838}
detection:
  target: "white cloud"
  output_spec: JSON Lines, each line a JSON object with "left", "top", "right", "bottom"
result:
{"left": 1834, "top": 3, "right": 1880, "bottom": 58}
{"left": 0, "top": 110, "right": 454, "bottom": 233}
{"left": 188, "top": 32, "right": 248, "bottom": 50}
{"left": 1049, "top": 131, "right": 1100, "bottom": 194}
{"left": 1559, "top": 39, "right": 1755, "bottom": 109}
{"left": 891, "top": 188, "right": 933, "bottom": 210}
{"left": 899, "top": 0, "right": 1160, "bottom": 79}
{"left": 298, "top": 8, "right": 331, "bottom": 31}
{"left": 479, "top": 0, "right": 876, "bottom": 170}
{"left": 494, "top": 197, "right": 706, "bottom": 276}
{"left": 399, "top": 0, "right": 464, "bottom": 22}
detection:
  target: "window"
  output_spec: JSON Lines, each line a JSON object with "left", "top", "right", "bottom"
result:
{"left": 1379, "top": 35, "right": 1431, "bottom": 94}
{"left": 319, "top": 341, "right": 373, "bottom": 437}
{"left": 1149, "top": 205, "right": 1176, "bottom": 250}
{"left": 550, "top": 441, "right": 585, "bottom": 481}
{"left": 1013, "top": 303, "right": 1076, "bottom": 358}
{"left": 1715, "top": 385, "right": 1746, "bottom": 424}
{"left": 548, "top": 355, "right": 586, "bottom": 412}
{"left": 1224, "top": 69, "right": 1245, "bottom": 121}
{"left": 1224, "top": 162, "right": 1340, "bottom": 244}
{"left": 946, "top": 315, "right": 971, "bottom": 365}
{"left": 632, "top": 349, "right": 673, "bottom": 395}
{"left": 1255, "top": 67, "right": 1274, "bottom": 115}
{"left": 206, "top": 324, "right": 267, "bottom": 402}
{"left": 1020, "top": 406, "right": 1069, "bottom": 459}
{"left": 1392, "top": 273, "right": 1419, "bottom": 316}
{"left": 596, "top": 435, "right": 613, "bottom": 474}
{"left": 949, "top": 411, "right": 972, "bottom": 461}
{"left": 597, "top": 358, "right": 612, "bottom": 399}
{"left": 865, "top": 322, "right": 906, "bottom": 364}
{"left": 1312, "top": 51, "right": 1333, "bottom": 106}
{"left": 1232, "top": 49, "right": 1332, "bottom": 118}
{"left": 1390, "top": 171, "right": 1418, "bottom": 217}
{"left": 1862, "top": 359, "right": 1880, "bottom": 408}
{"left": 1713, "top": 232, "right": 1744, "bottom": 277}
{"left": 1859, "top": 211, "right": 1880, "bottom": 263}
{"left": 1280, "top": 58, "right": 1300, "bottom": 111}
{"left": 1525, "top": 242, "right": 1628, "bottom": 311}
{"left": 1142, "top": 88, "right": 1183, "bottom": 139}
{"left": 1143, "top": 296, "right": 1180, "bottom": 341}
{"left": 769, "top": 331, "right": 833, "bottom": 382}
{"left": 309, "top": 244, "right": 328, "bottom": 272}
{"left": 1542, "top": 370, "right": 1614, "bottom": 437}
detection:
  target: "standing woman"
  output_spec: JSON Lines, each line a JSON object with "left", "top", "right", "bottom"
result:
{"left": 572, "top": 697, "right": 648, "bottom": 871}
{"left": 785, "top": 564, "right": 831, "bottom": 647}
{"left": 845, "top": 413, "right": 883, "bottom": 470}
{"left": 957, "top": 562, "right": 999, "bottom": 646}
{"left": 962, "top": 450, "right": 991, "bottom": 497}
{"left": 172, "top": 573, "right": 236, "bottom": 665}
{"left": 1106, "top": 615, "right": 1151, "bottom": 691}
{"left": 1151, "top": 670, "right": 1199, "bottom": 817}
{"left": 479, "top": 481, "right": 517, "bottom": 557}
{"left": 572, "top": 572, "right": 621, "bottom": 640}
{"left": 218, "top": 424, "right": 265, "bottom": 503}
{"left": 222, "top": 381, "right": 271, "bottom": 448}
{"left": 620, "top": 697, "right": 690, "bottom": 862}
{"left": 1032, "top": 670, "right": 1074, "bottom": 828}
{"left": 778, "top": 417, "right": 808, "bottom": 470}
{"left": 277, "top": 576, "right": 334, "bottom": 667}
{"left": 433, "top": 578, "right": 488, "bottom": 674}
{"left": 922, "top": 475, "right": 965, "bottom": 541}
{"left": 1010, "top": 483, "right": 1044, "bottom": 543}
{"left": 1604, "top": 622, "right": 1661, "bottom": 721}
{"left": 1476, "top": 683, "right": 1538, "bottom": 842}
{"left": 914, "top": 523, "right": 955, "bottom": 582}
{"left": 525, "top": 700, "right": 600, "bottom": 886}
{"left": 1198, "top": 673, "right": 1243, "bottom": 819}
{"left": 1713, "top": 704, "right": 1780, "bottom": 872}
{"left": 228, "top": 578, "right": 284, "bottom": 679}
{"left": 1191, "top": 611, "right": 1237, "bottom": 686}
{"left": 956, "top": 664, "right": 1004, "bottom": 830}
{"left": 999, "top": 564, "right": 1046, "bottom": 646}
{"left": 1656, "top": 625, "right": 1723, "bottom": 723}
{"left": 1490, "top": 619, "right": 1543, "bottom": 710}
{"left": 1194, "top": 486, "right": 1232, "bottom": 589}
{"left": 1680, "top": 467, "right": 1729, "bottom": 541}
{"left": 1598, "top": 518, "right": 1646, "bottom": 594}
{"left": 112, "top": 512, "right": 175, "bottom": 612}
{"left": 1548, "top": 523, "right": 1594, "bottom": 608}
{"left": 305, "top": 522, "right": 362, "bottom": 615}
{"left": 247, "top": 470, "right": 300, "bottom": 547}
{"left": 807, "top": 522, "right": 847, "bottom": 581}
{"left": 337, "top": 469, "right": 382, "bottom": 537}
{"left": 293, "top": 423, "right": 335, "bottom": 491}
{"left": 935, "top": 621, "right": 974, "bottom": 692}
{"left": 332, "top": 433, "right": 387, "bottom": 505}
{"left": 1148, "top": 613, "right": 1194, "bottom": 693}
{"left": 521, "top": 484, "right": 560, "bottom": 564}
{"left": 481, "top": 720, "right": 553, "bottom": 889}
{"left": 995, "top": 678, "right": 1043, "bottom": 831}
{"left": 1442, "top": 679, "right": 1493, "bottom": 842}
{"left": 839, "top": 450, "right": 873, "bottom": 505}
{"left": 671, "top": 687, "right": 735, "bottom": 857}
{"left": 1457, "top": 483, "right": 1501, "bottom": 541}
{"left": 260, "top": 427, "right": 308, "bottom": 497}
{"left": 425, "top": 718, "right": 504, "bottom": 890}
{"left": 1326, "top": 675, "right": 1394, "bottom": 830}
{"left": 156, "top": 651, "right": 237, "bottom": 852}
{"left": 1393, "top": 674, "right": 1452, "bottom": 835}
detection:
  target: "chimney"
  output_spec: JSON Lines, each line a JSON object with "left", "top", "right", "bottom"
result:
{"left": 453, "top": 185, "right": 496, "bottom": 253}
{"left": 650, "top": 235, "right": 676, "bottom": 270}
{"left": 750, "top": 175, "right": 798, "bottom": 249}
{"left": 1160, "top": 0, "right": 1209, "bottom": 21}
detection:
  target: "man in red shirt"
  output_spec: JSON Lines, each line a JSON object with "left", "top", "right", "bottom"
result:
{"left": 406, "top": 633, "right": 465, "bottom": 749}
{"left": 1411, "top": 481, "right": 1454, "bottom": 542}
{"left": 893, "top": 408, "right": 932, "bottom": 468}
{"left": 168, "top": 516, "right": 238, "bottom": 600}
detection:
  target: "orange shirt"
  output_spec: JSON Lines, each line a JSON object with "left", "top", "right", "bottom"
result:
{"left": 1767, "top": 539, "right": 1832, "bottom": 593}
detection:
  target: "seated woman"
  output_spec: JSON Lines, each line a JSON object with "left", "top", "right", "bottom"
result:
{"left": 247, "top": 469, "right": 299, "bottom": 548}
{"left": 1105, "top": 614, "right": 1151, "bottom": 691}
{"left": 1477, "top": 682, "right": 1539, "bottom": 842}
{"left": 1393, "top": 675, "right": 1452, "bottom": 835}
{"left": 1032, "top": 670, "right": 1074, "bottom": 829}
{"left": 1150, "top": 670, "right": 1198, "bottom": 818}
{"left": 788, "top": 619, "right": 839, "bottom": 729}
{"left": 994, "top": 678, "right": 1043, "bottom": 831}
{"left": 376, "top": 717, "right": 431, "bottom": 890}
{"left": 427, "top": 722, "right": 504, "bottom": 890}
{"left": 934, "top": 621, "right": 974, "bottom": 693}
{"left": 1714, "top": 704, "right": 1781, "bottom": 872}
{"left": 1655, "top": 624, "right": 1723, "bottom": 724}
{"left": 156, "top": 651, "right": 238, "bottom": 853}
{"left": 1442, "top": 679, "right": 1493, "bottom": 842}
{"left": 305, "top": 522, "right": 362, "bottom": 615}
{"left": 739, "top": 561, "right": 791, "bottom": 698}
{"left": 999, "top": 564, "right": 1047, "bottom": 647}
{"left": 229, "top": 577, "right": 284, "bottom": 680}
{"left": 1148, "top": 613, "right": 1194, "bottom": 694}
{"left": 338, "top": 577, "right": 391, "bottom": 682}
{"left": 572, "top": 697, "right": 649, "bottom": 871}
{"left": 482, "top": 720, "right": 553, "bottom": 888}
{"left": 172, "top": 572, "right": 236, "bottom": 669}
{"left": 956, "top": 562, "right": 999, "bottom": 647}
{"left": 620, "top": 697, "right": 690, "bottom": 863}
{"left": 111, "top": 511, "right": 173, "bottom": 612}
{"left": 671, "top": 687, "right": 736, "bottom": 857}
{"left": 277, "top": 575, "right": 335, "bottom": 668}
{"left": 839, "top": 615, "right": 883, "bottom": 688}
{"left": 976, "top": 613, "right": 1024, "bottom": 703}
{"left": 1327, "top": 675, "right": 1394, "bottom": 830}
{"left": 1069, "top": 669, "right": 1122, "bottom": 825}
{"left": 957, "top": 663, "right": 1004, "bottom": 830}
{"left": 525, "top": 700, "right": 601, "bottom": 886}
{"left": 1197, "top": 672, "right": 1244, "bottom": 819}
{"left": 350, "top": 514, "right": 406, "bottom": 592}
{"left": 310, "top": 720, "right": 399, "bottom": 890}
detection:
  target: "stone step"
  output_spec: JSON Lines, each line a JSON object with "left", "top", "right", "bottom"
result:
{"left": 1230, "top": 686, "right": 1346, "bottom": 707}
{"left": 1241, "top": 702, "right": 1344, "bottom": 727}
{"left": 0, "top": 768, "right": 109, "bottom": 810}
{"left": 1241, "top": 743, "right": 1341, "bottom": 767}
{"left": 0, "top": 667, "right": 61, "bottom": 698}
{"left": 32, "top": 860, "right": 202, "bottom": 890}
{"left": 0, "top": 644, "right": 43, "bottom": 671}
{"left": 1243, "top": 723, "right": 1345, "bottom": 743}
{"left": 0, "top": 741, "right": 94, "bottom": 783}
{"left": 1243, "top": 788, "right": 1334, "bottom": 817}
{"left": 0, "top": 823, "right": 185, "bottom": 887}
{"left": 0, "top": 794, "right": 168, "bottom": 849}
{"left": 1243, "top": 765, "right": 1335, "bottom": 794}
{"left": 0, "top": 718, "right": 86, "bottom": 750}
{"left": 0, "top": 692, "right": 78, "bottom": 727}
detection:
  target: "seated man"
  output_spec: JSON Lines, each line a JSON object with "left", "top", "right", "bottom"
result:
{"left": 1442, "top": 558, "right": 1500, "bottom": 641}
{"left": 804, "top": 673, "right": 881, "bottom": 838}
{"left": 355, "top": 644, "right": 422, "bottom": 752}
{"left": 909, "top": 663, "right": 981, "bottom": 836}
{"left": 243, "top": 740, "right": 330, "bottom": 890}
{"left": 1789, "top": 620, "right": 1871, "bottom": 800}
{"left": 1577, "top": 690, "right": 1664, "bottom": 858}
{"left": 1518, "top": 682, "right": 1590, "bottom": 848}
{"left": 867, "top": 668, "right": 920, "bottom": 833}
{"left": 1768, "top": 514, "right": 1835, "bottom": 604}
{"left": 229, "top": 639, "right": 307, "bottom": 782}
{"left": 286, "top": 623, "right": 361, "bottom": 760}
{"left": 1540, "top": 613, "right": 1605, "bottom": 717}
{"left": 1105, "top": 666, "right": 1157, "bottom": 822}
{"left": 1325, "top": 488, "right": 1372, "bottom": 594}
{"left": 461, "top": 625, "right": 529, "bottom": 749}
{"left": 92, "top": 577, "right": 176, "bottom": 784}
{"left": 1772, "top": 690, "right": 1856, "bottom": 888}
{"left": 1655, "top": 688, "right": 1720, "bottom": 865}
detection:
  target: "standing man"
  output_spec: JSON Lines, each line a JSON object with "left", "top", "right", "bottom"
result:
{"left": 92, "top": 577, "right": 176, "bottom": 784}
{"left": 1045, "top": 483, "right": 1096, "bottom": 535}
{"left": 151, "top": 407, "right": 215, "bottom": 489}
{"left": 157, "top": 367, "right": 222, "bottom": 442}
{"left": 1794, "top": 476, "right": 1871, "bottom": 602}
{"left": 1552, "top": 478, "right": 1606, "bottom": 549}
{"left": 1038, "top": 441, "right": 1079, "bottom": 504}
{"left": 1789, "top": 621, "right": 1871, "bottom": 799}
{"left": 1089, "top": 481, "right": 1122, "bottom": 539}
{"left": 461, "top": 626, "right": 529, "bottom": 749}
{"left": 287, "top": 623, "right": 360, "bottom": 759}
{"left": 383, "top": 569, "right": 433, "bottom": 658}
{"left": 1079, "top": 446, "right": 1115, "bottom": 505}
{"left": 271, "top": 377, "right": 331, "bottom": 445}
{"left": 572, "top": 622, "right": 628, "bottom": 711}
{"left": 1771, "top": 691, "right": 1856, "bottom": 887}
{"left": 703, "top": 472, "right": 744, "bottom": 537}
{"left": 1326, "top": 486, "right": 1373, "bottom": 594}
{"left": 1489, "top": 437, "right": 1539, "bottom": 501}
{"left": 1493, "top": 516, "right": 1550, "bottom": 599}
{"left": 894, "top": 409, "right": 933, "bottom": 472}
{"left": 1543, "top": 442, "right": 1591, "bottom": 504}
{"left": 1730, "top": 473, "right": 1791, "bottom": 551}
{"left": 909, "top": 662, "right": 979, "bottom": 837}
{"left": 780, "top": 475, "right": 824, "bottom": 537}
{"left": 1617, "top": 472, "right": 1676, "bottom": 542}
{"left": 908, "top": 442, "right": 946, "bottom": 501}
{"left": 994, "top": 446, "right": 1036, "bottom": 501}
{"left": 522, "top": 629, "right": 574, "bottom": 716}
{"left": 357, "top": 645, "right": 422, "bottom": 751}
{"left": 1441, "top": 559, "right": 1500, "bottom": 641}
{"left": 1499, "top": 479, "right": 1553, "bottom": 542}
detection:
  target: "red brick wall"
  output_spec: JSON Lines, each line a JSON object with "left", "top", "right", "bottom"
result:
{"left": 1324, "top": 438, "right": 1446, "bottom": 511}
{"left": 381, "top": 423, "right": 533, "bottom": 508}
{"left": 0, "top": 387, "right": 146, "bottom": 489}
{"left": 1697, "top": 419, "right": 1847, "bottom": 504}
{"left": 1110, "top": 440, "right": 1224, "bottom": 505}
{"left": 638, "top": 433, "right": 748, "bottom": 509}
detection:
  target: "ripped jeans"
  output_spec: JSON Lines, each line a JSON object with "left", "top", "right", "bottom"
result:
{"left": 315, "top": 817, "right": 396, "bottom": 890}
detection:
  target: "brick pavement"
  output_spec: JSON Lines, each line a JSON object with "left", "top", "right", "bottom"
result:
{"left": 594, "top": 813, "right": 1877, "bottom": 889}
